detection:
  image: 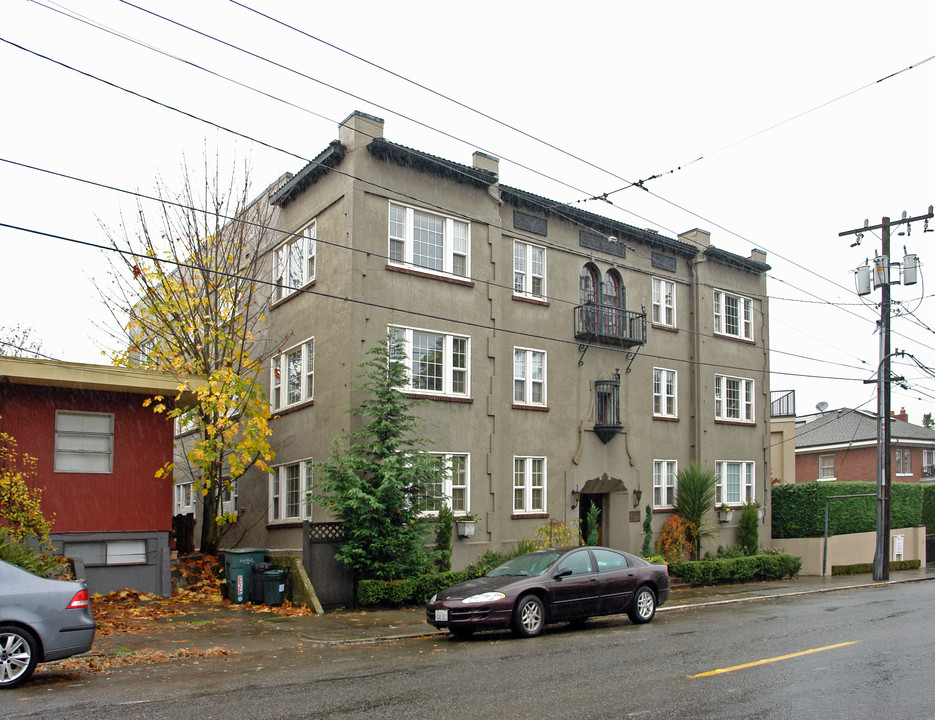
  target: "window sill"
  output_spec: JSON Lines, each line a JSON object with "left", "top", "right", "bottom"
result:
{"left": 652, "top": 323, "right": 677, "bottom": 333}
{"left": 653, "top": 415, "right": 679, "bottom": 422}
{"left": 714, "top": 419, "right": 756, "bottom": 427}
{"left": 511, "top": 513, "right": 549, "bottom": 520}
{"left": 386, "top": 264, "right": 474, "bottom": 287}
{"left": 817, "top": 477, "right": 837, "bottom": 482}
{"left": 404, "top": 393, "right": 473, "bottom": 404}
{"left": 266, "top": 521, "right": 306, "bottom": 530}
{"left": 512, "top": 294, "right": 550, "bottom": 307}
{"left": 271, "top": 279, "right": 316, "bottom": 309}
{"left": 272, "top": 399, "right": 315, "bottom": 418}
{"left": 713, "top": 333, "right": 756, "bottom": 345}
{"left": 512, "top": 404, "right": 549, "bottom": 412}
{"left": 651, "top": 507, "right": 675, "bottom": 514}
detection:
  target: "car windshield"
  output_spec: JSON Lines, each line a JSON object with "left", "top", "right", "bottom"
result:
{"left": 486, "top": 551, "right": 561, "bottom": 577}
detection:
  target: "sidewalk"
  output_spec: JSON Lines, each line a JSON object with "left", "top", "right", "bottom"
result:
{"left": 87, "top": 565, "right": 935, "bottom": 657}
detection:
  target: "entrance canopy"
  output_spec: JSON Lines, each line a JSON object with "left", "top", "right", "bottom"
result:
{"left": 580, "top": 473, "right": 627, "bottom": 494}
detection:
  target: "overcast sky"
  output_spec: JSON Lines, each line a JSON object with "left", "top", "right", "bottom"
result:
{"left": 3, "top": 0, "right": 934, "bottom": 425}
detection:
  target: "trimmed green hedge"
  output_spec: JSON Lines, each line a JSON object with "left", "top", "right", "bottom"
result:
{"left": 772, "top": 481, "right": 923, "bottom": 539}
{"left": 832, "top": 559, "right": 921, "bottom": 575}
{"left": 923, "top": 484, "right": 935, "bottom": 533}
{"left": 669, "top": 553, "right": 802, "bottom": 585}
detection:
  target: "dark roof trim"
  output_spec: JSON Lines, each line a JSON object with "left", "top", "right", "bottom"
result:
{"left": 270, "top": 141, "right": 346, "bottom": 207}
{"left": 500, "top": 185, "right": 698, "bottom": 258}
{"left": 704, "top": 246, "right": 771, "bottom": 274}
{"left": 367, "top": 138, "right": 497, "bottom": 189}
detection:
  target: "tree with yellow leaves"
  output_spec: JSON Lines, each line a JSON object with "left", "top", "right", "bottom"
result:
{"left": 99, "top": 158, "right": 283, "bottom": 554}
{"left": 0, "top": 417, "right": 53, "bottom": 557}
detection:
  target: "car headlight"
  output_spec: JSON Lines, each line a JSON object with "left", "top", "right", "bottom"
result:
{"left": 461, "top": 592, "right": 505, "bottom": 604}
{"left": 429, "top": 594, "right": 437, "bottom": 604}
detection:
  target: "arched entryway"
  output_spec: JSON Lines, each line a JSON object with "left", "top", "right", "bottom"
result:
{"left": 577, "top": 473, "right": 627, "bottom": 547}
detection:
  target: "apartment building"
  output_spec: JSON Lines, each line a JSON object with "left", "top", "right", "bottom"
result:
{"left": 213, "top": 111, "right": 771, "bottom": 566}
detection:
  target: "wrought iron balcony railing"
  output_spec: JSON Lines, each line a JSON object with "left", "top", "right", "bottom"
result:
{"left": 574, "top": 303, "right": 646, "bottom": 348}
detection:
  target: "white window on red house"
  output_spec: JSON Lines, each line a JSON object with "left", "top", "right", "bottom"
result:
{"left": 54, "top": 410, "right": 114, "bottom": 474}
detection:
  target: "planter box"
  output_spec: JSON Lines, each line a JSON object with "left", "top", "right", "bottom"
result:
{"left": 455, "top": 520, "right": 477, "bottom": 539}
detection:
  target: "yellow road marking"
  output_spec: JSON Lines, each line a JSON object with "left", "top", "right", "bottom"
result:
{"left": 688, "top": 641, "right": 859, "bottom": 678}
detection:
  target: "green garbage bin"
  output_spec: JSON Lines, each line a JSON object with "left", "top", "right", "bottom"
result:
{"left": 223, "top": 548, "right": 267, "bottom": 604}
{"left": 263, "top": 569, "right": 287, "bottom": 607}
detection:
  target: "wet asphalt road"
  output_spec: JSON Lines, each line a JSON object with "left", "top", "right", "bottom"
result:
{"left": 8, "top": 580, "right": 934, "bottom": 719}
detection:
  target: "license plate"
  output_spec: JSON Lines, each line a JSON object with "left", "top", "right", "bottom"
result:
{"left": 434, "top": 609, "right": 449, "bottom": 622}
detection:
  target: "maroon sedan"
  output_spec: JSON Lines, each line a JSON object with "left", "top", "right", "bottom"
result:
{"left": 426, "top": 546, "right": 669, "bottom": 638}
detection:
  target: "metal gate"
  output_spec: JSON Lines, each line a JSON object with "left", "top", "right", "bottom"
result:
{"left": 303, "top": 521, "right": 355, "bottom": 608}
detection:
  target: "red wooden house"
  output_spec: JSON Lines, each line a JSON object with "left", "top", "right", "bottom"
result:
{"left": 0, "top": 356, "right": 197, "bottom": 596}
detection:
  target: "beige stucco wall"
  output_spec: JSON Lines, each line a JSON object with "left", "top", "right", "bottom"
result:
{"left": 777, "top": 526, "right": 926, "bottom": 576}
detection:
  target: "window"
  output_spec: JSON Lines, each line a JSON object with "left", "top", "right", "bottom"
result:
{"left": 271, "top": 338, "right": 314, "bottom": 410}
{"left": 896, "top": 449, "right": 912, "bottom": 476}
{"left": 221, "top": 479, "right": 238, "bottom": 516}
{"left": 175, "top": 409, "right": 198, "bottom": 436}
{"left": 390, "top": 326, "right": 470, "bottom": 397}
{"left": 714, "top": 290, "right": 753, "bottom": 341}
{"left": 653, "top": 368, "right": 677, "bottom": 418}
{"left": 555, "top": 549, "right": 594, "bottom": 575}
{"left": 513, "top": 240, "right": 546, "bottom": 299}
{"left": 54, "top": 411, "right": 114, "bottom": 473}
{"left": 513, "top": 456, "right": 546, "bottom": 513}
{"left": 389, "top": 203, "right": 469, "bottom": 277}
{"left": 715, "top": 461, "right": 755, "bottom": 505}
{"left": 592, "top": 548, "right": 629, "bottom": 571}
{"left": 652, "top": 277, "right": 676, "bottom": 327}
{"left": 923, "top": 450, "right": 935, "bottom": 478}
{"left": 715, "top": 374, "right": 755, "bottom": 423}
{"left": 274, "top": 222, "right": 316, "bottom": 300}
{"left": 818, "top": 454, "right": 835, "bottom": 480}
{"left": 653, "top": 460, "right": 677, "bottom": 508}
{"left": 513, "top": 347, "right": 546, "bottom": 406}
{"left": 427, "top": 453, "right": 470, "bottom": 514}
{"left": 269, "top": 460, "right": 314, "bottom": 523}
{"left": 174, "top": 481, "right": 195, "bottom": 515}
{"left": 63, "top": 539, "right": 147, "bottom": 566}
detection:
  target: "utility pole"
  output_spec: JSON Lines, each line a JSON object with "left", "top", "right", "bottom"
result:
{"left": 840, "top": 207, "right": 932, "bottom": 582}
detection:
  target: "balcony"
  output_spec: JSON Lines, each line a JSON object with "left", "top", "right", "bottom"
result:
{"left": 574, "top": 303, "right": 646, "bottom": 348}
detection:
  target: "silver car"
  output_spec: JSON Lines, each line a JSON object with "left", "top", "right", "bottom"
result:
{"left": 0, "top": 559, "right": 96, "bottom": 688}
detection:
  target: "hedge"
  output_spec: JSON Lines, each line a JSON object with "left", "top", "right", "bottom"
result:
{"left": 832, "top": 559, "right": 921, "bottom": 575}
{"left": 669, "top": 553, "right": 802, "bottom": 585}
{"left": 923, "top": 484, "right": 935, "bottom": 533}
{"left": 772, "top": 481, "right": 923, "bottom": 539}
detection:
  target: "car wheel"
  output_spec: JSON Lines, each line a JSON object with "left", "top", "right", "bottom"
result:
{"left": 0, "top": 625, "right": 39, "bottom": 689}
{"left": 512, "top": 595, "right": 545, "bottom": 638}
{"left": 627, "top": 586, "right": 657, "bottom": 624}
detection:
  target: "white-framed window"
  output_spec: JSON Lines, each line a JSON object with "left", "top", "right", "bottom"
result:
{"left": 54, "top": 410, "right": 114, "bottom": 474}
{"left": 715, "top": 460, "right": 755, "bottom": 505}
{"left": 653, "top": 460, "right": 677, "bottom": 508}
{"left": 513, "top": 456, "right": 546, "bottom": 513}
{"left": 274, "top": 222, "right": 316, "bottom": 301}
{"left": 896, "top": 448, "right": 912, "bottom": 476}
{"left": 513, "top": 240, "right": 546, "bottom": 299}
{"left": 427, "top": 453, "right": 470, "bottom": 514}
{"left": 818, "top": 454, "right": 835, "bottom": 480}
{"left": 923, "top": 449, "right": 935, "bottom": 478}
{"left": 390, "top": 325, "right": 470, "bottom": 397}
{"left": 175, "top": 409, "right": 198, "bottom": 436}
{"left": 653, "top": 368, "right": 677, "bottom": 418}
{"left": 513, "top": 347, "right": 546, "bottom": 406}
{"left": 714, "top": 289, "right": 753, "bottom": 341}
{"left": 271, "top": 338, "right": 314, "bottom": 410}
{"left": 715, "top": 374, "right": 755, "bottom": 423}
{"left": 652, "top": 277, "right": 676, "bottom": 327}
{"left": 269, "top": 460, "right": 314, "bottom": 523}
{"left": 389, "top": 203, "right": 469, "bottom": 278}
{"left": 221, "top": 479, "right": 238, "bottom": 516}
{"left": 174, "top": 481, "right": 195, "bottom": 515}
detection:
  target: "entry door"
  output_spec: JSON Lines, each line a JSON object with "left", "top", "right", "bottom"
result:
{"left": 579, "top": 495, "right": 604, "bottom": 546}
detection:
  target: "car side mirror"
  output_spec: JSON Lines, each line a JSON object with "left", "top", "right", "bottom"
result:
{"left": 553, "top": 568, "right": 573, "bottom": 580}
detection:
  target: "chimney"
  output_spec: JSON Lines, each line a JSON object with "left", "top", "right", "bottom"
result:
{"left": 678, "top": 228, "right": 711, "bottom": 248}
{"left": 891, "top": 408, "right": 908, "bottom": 422}
{"left": 750, "top": 248, "right": 767, "bottom": 264}
{"left": 339, "top": 111, "right": 384, "bottom": 150}
{"left": 472, "top": 151, "right": 499, "bottom": 176}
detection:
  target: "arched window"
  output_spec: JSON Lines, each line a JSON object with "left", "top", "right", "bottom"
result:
{"left": 603, "top": 270, "right": 623, "bottom": 337}
{"left": 579, "top": 264, "right": 598, "bottom": 305}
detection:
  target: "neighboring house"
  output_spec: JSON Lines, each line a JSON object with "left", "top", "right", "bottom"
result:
{"left": 210, "top": 110, "right": 772, "bottom": 565}
{"left": 0, "top": 356, "right": 197, "bottom": 596}
{"left": 795, "top": 407, "right": 935, "bottom": 484}
{"left": 770, "top": 390, "right": 797, "bottom": 484}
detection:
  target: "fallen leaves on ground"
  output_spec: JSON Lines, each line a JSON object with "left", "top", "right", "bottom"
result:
{"left": 45, "top": 647, "right": 236, "bottom": 675}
